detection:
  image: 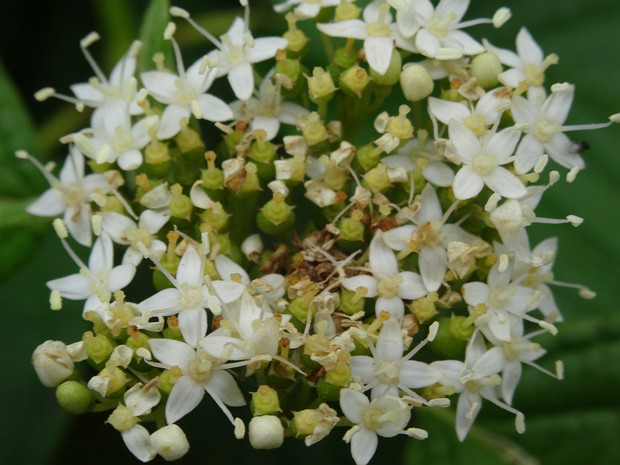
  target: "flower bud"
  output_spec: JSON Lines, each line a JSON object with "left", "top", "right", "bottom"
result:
{"left": 56, "top": 380, "right": 94, "bottom": 414}
{"left": 308, "top": 67, "right": 336, "bottom": 103}
{"left": 251, "top": 385, "right": 281, "bottom": 416}
{"left": 469, "top": 52, "right": 502, "bottom": 89}
{"left": 292, "top": 409, "right": 322, "bottom": 437}
{"left": 150, "top": 424, "right": 190, "bottom": 461}
{"left": 248, "top": 416, "right": 284, "bottom": 450}
{"left": 370, "top": 49, "right": 402, "bottom": 86}
{"left": 400, "top": 63, "right": 434, "bottom": 102}
{"left": 32, "top": 340, "right": 75, "bottom": 387}
{"left": 339, "top": 64, "right": 370, "bottom": 98}
{"left": 108, "top": 404, "right": 137, "bottom": 432}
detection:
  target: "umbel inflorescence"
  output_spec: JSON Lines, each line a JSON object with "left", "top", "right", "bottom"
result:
{"left": 25, "top": 0, "right": 617, "bottom": 463}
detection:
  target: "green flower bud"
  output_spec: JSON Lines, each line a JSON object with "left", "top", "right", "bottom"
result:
{"left": 251, "top": 385, "right": 281, "bottom": 416}
{"left": 386, "top": 105, "right": 414, "bottom": 140}
{"left": 283, "top": 13, "right": 309, "bottom": 53}
{"left": 333, "top": 45, "right": 358, "bottom": 69}
{"left": 335, "top": 0, "right": 361, "bottom": 21}
{"left": 108, "top": 404, "right": 137, "bottom": 432}
{"left": 316, "top": 378, "right": 341, "bottom": 402}
{"left": 292, "top": 409, "right": 322, "bottom": 437}
{"left": 83, "top": 331, "right": 115, "bottom": 365}
{"left": 88, "top": 160, "right": 114, "bottom": 173}
{"left": 175, "top": 121, "right": 204, "bottom": 154}
{"left": 370, "top": 49, "right": 402, "bottom": 86}
{"left": 363, "top": 163, "right": 391, "bottom": 192}
{"left": 339, "top": 64, "right": 370, "bottom": 97}
{"left": 159, "top": 367, "right": 181, "bottom": 395}
{"left": 302, "top": 112, "right": 328, "bottom": 146}
{"left": 249, "top": 416, "right": 284, "bottom": 450}
{"left": 257, "top": 193, "right": 295, "bottom": 236}
{"left": 99, "top": 195, "right": 124, "bottom": 214}
{"left": 56, "top": 381, "right": 94, "bottom": 414}
{"left": 145, "top": 140, "right": 172, "bottom": 177}
{"left": 427, "top": 316, "right": 468, "bottom": 359}
{"left": 340, "top": 289, "right": 366, "bottom": 315}
{"left": 98, "top": 366, "right": 128, "bottom": 396}
{"left": 400, "top": 63, "right": 434, "bottom": 102}
{"left": 308, "top": 67, "right": 336, "bottom": 103}
{"left": 169, "top": 184, "right": 193, "bottom": 220}
{"left": 356, "top": 144, "right": 382, "bottom": 171}
{"left": 338, "top": 212, "right": 365, "bottom": 242}
{"left": 470, "top": 51, "right": 502, "bottom": 89}
{"left": 274, "top": 49, "right": 301, "bottom": 84}
{"left": 324, "top": 359, "right": 351, "bottom": 387}
{"left": 200, "top": 202, "right": 230, "bottom": 233}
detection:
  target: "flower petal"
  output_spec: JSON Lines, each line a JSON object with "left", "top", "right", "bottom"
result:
{"left": 166, "top": 375, "right": 205, "bottom": 424}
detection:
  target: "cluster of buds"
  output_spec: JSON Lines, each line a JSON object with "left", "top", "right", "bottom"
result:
{"left": 25, "top": 1, "right": 617, "bottom": 464}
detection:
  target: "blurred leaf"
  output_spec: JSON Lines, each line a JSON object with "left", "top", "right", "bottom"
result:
{"left": 0, "top": 59, "right": 45, "bottom": 197}
{"left": 91, "top": 0, "right": 136, "bottom": 69}
{"left": 137, "top": 0, "right": 174, "bottom": 74}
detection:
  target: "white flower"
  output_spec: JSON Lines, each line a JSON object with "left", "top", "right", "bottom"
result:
{"left": 461, "top": 263, "right": 537, "bottom": 341}
{"left": 100, "top": 209, "right": 169, "bottom": 266}
{"left": 350, "top": 318, "right": 442, "bottom": 399}
{"left": 274, "top": 0, "right": 341, "bottom": 19}
{"left": 148, "top": 338, "right": 246, "bottom": 425}
{"left": 342, "top": 230, "right": 428, "bottom": 319}
{"left": 483, "top": 27, "right": 557, "bottom": 93}
{"left": 73, "top": 101, "right": 152, "bottom": 170}
{"left": 317, "top": 1, "right": 415, "bottom": 75}
{"left": 26, "top": 146, "right": 113, "bottom": 246}
{"left": 449, "top": 119, "right": 526, "bottom": 200}
{"left": 432, "top": 332, "right": 525, "bottom": 441}
{"left": 511, "top": 84, "right": 612, "bottom": 173}
{"left": 47, "top": 232, "right": 136, "bottom": 313}
{"left": 397, "top": 0, "right": 487, "bottom": 58}
{"left": 230, "top": 71, "right": 308, "bottom": 140}
{"left": 141, "top": 56, "right": 233, "bottom": 139}
{"left": 70, "top": 36, "right": 143, "bottom": 114}
{"left": 382, "top": 183, "right": 479, "bottom": 292}
{"left": 205, "top": 17, "right": 288, "bottom": 100}
{"left": 340, "top": 388, "right": 420, "bottom": 465}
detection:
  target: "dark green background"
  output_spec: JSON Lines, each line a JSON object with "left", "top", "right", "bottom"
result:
{"left": 1, "top": 0, "right": 619, "bottom": 463}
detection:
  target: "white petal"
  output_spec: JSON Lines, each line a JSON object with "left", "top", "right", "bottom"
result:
{"left": 382, "top": 225, "right": 415, "bottom": 251}
{"left": 418, "top": 246, "right": 446, "bottom": 292}
{"left": 316, "top": 20, "right": 369, "bottom": 40}
{"left": 364, "top": 37, "right": 394, "bottom": 75}
{"left": 177, "top": 246, "right": 202, "bottom": 287}
{"left": 340, "top": 388, "right": 368, "bottom": 424}
{"left": 486, "top": 127, "right": 521, "bottom": 162}
{"left": 455, "top": 391, "right": 478, "bottom": 441}
{"left": 140, "top": 71, "right": 178, "bottom": 103}
{"left": 546, "top": 132, "right": 584, "bottom": 169}
{"left": 214, "top": 255, "right": 250, "bottom": 284}
{"left": 26, "top": 189, "right": 65, "bottom": 217}
{"left": 376, "top": 318, "right": 403, "bottom": 360}
{"left": 375, "top": 296, "right": 404, "bottom": 319}
{"left": 485, "top": 167, "right": 527, "bottom": 199}
{"left": 422, "top": 162, "right": 454, "bottom": 186}
{"left": 205, "top": 369, "right": 246, "bottom": 406}
{"left": 251, "top": 115, "right": 280, "bottom": 140}
{"left": 428, "top": 97, "right": 470, "bottom": 125}
{"left": 64, "top": 204, "right": 92, "bottom": 247}
{"left": 369, "top": 231, "right": 398, "bottom": 277}
{"left": 397, "top": 272, "right": 429, "bottom": 299}
{"left": 501, "top": 360, "right": 521, "bottom": 405}
{"left": 436, "top": 0, "right": 470, "bottom": 22}
{"left": 514, "top": 133, "right": 544, "bottom": 174}
{"left": 246, "top": 37, "right": 289, "bottom": 63}
{"left": 157, "top": 104, "right": 190, "bottom": 139}
{"left": 118, "top": 149, "right": 143, "bottom": 171}
{"left": 46, "top": 274, "right": 92, "bottom": 299}
{"left": 148, "top": 338, "right": 196, "bottom": 368}
{"left": 121, "top": 425, "right": 156, "bottom": 462}
{"left": 166, "top": 375, "right": 205, "bottom": 424}
{"left": 107, "top": 264, "right": 136, "bottom": 292}
{"left": 444, "top": 30, "right": 483, "bottom": 55}
{"left": 342, "top": 275, "right": 378, "bottom": 297}
{"left": 349, "top": 356, "right": 376, "bottom": 380}
{"left": 462, "top": 282, "right": 489, "bottom": 306}
{"left": 351, "top": 428, "right": 379, "bottom": 465}
{"left": 515, "top": 27, "right": 543, "bottom": 65}
{"left": 400, "top": 361, "right": 442, "bottom": 388}
{"left": 197, "top": 94, "right": 233, "bottom": 122}
{"left": 452, "top": 166, "right": 484, "bottom": 200}
{"left": 415, "top": 28, "right": 441, "bottom": 58}
{"left": 416, "top": 183, "right": 443, "bottom": 223}
{"left": 139, "top": 288, "right": 182, "bottom": 315}
{"left": 178, "top": 308, "right": 207, "bottom": 347}
{"left": 228, "top": 63, "right": 254, "bottom": 101}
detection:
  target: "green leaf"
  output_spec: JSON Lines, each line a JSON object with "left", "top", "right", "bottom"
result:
{"left": 0, "top": 59, "right": 45, "bottom": 198}
{"left": 137, "top": 0, "right": 174, "bottom": 74}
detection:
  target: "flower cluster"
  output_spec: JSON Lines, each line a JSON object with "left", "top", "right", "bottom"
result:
{"left": 26, "top": 1, "right": 617, "bottom": 464}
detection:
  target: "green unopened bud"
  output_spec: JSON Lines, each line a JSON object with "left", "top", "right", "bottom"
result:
{"left": 249, "top": 132, "right": 277, "bottom": 165}
{"left": 409, "top": 291, "right": 439, "bottom": 323}
{"left": 108, "top": 404, "right": 137, "bottom": 432}
{"left": 145, "top": 140, "right": 172, "bottom": 177}
{"left": 88, "top": 160, "right": 114, "bottom": 173}
{"left": 292, "top": 409, "right": 322, "bottom": 437}
{"left": 251, "top": 385, "right": 281, "bottom": 416}
{"left": 370, "top": 49, "right": 402, "bottom": 86}
{"left": 386, "top": 105, "right": 414, "bottom": 140}
{"left": 259, "top": 193, "right": 294, "bottom": 227}
{"left": 324, "top": 359, "right": 351, "bottom": 387}
{"left": 449, "top": 315, "right": 475, "bottom": 341}
{"left": 340, "top": 288, "right": 366, "bottom": 315}
{"left": 249, "top": 416, "right": 284, "bottom": 450}
{"left": 169, "top": 184, "right": 193, "bottom": 219}
{"left": 335, "top": 0, "right": 361, "bottom": 21}
{"left": 283, "top": 13, "right": 309, "bottom": 53}
{"left": 339, "top": 64, "right": 370, "bottom": 97}
{"left": 308, "top": 67, "right": 336, "bottom": 103}
{"left": 175, "top": 119, "right": 205, "bottom": 153}
{"left": 338, "top": 210, "right": 365, "bottom": 241}
{"left": 470, "top": 51, "right": 502, "bottom": 89}
{"left": 333, "top": 44, "right": 358, "bottom": 69}
{"left": 200, "top": 202, "right": 230, "bottom": 232}
{"left": 83, "top": 331, "right": 114, "bottom": 365}
{"left": 400, "top": 63, "right": 434, "bottom": 102}
{"left": 159, "top": 366, "right": 182, "bottom": 394}
{"left": 98, "top": 366, "right": 128, "bottom": 396}
{"left": 356, "top": 144, "right": 382, "bottom": 170}
{"left": 99, "top": 195, "right": 124, "bottom": 213}
{"left": 150, "top": 425, "right": 190, "bottom": 461}
{"left": 316, "top": 378, "right": 341, "bottom": 402}
{"left": 274, "top": 49, "right": 301, "bottom": 83}
{"left": 56, "top": 381, "right": 94, "bottom": 414}
{"left": 32, "top": 340, "right": 75, "bottom": 387}
{"left": 363, "top": 163, "right": 391, "bottom": 192}
{"left": 302, "top": 112, "right": 328, "bottom": 146}
{"left": 202, "top": 151, "right": 225, "bottom": 191}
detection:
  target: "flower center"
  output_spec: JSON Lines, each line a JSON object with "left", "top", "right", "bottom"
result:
{"left": 533, "top": 120, "right": 561, "bottom": 143}
{"left": 377, "top": 275, "right": 402, "bottom": 299}
{"left": 427, "top": 12, "right": 457, "bottom": 38}
{"left": 188, "top": 354, "right": 213, "bottom": 383}
{"left": 464, "top": 114, "right": 486, "bottom": 137}
{"left": 111, "top": 126, "right": 134, "bottom": 153}
{"left": 124, "top": 227, "right": 152, "bottom": 249}
{"left": 489, "top": 286, "right": 516, "bottom": 309}
{"left": 471, "top": 153, "right": 497, "bottom": 176}
{"left": 174, "top": 79, "right": 197, "bottom": 106}
{"left": 180, "top": 283, "right": 204, "bottom": 309}
{"left": 367, "top": 3, "right": 391, "bottom": 38}
{"left": 222, "top": 35, "right": 246, "bottom": 66}
{"left": 376, "top": 360, "right": 399, "bottom": 385}
{"left": 61, "top": 184, "right": 85, "bottom": 207}
{"left": 362, "top": 407, "right": 397, "bottom": 431}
